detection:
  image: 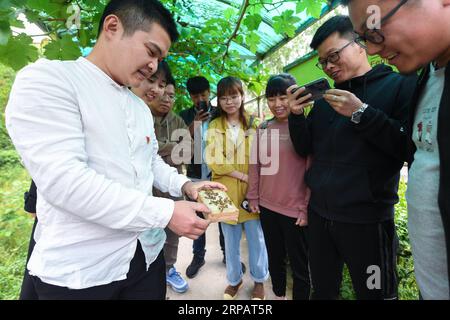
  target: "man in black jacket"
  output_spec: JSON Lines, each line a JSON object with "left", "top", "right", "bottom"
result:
{"left": 288, "top": 15, "right": 417, "bottom": 299}
{"left": 179, "top": 76, "right": 215, "bottom": 180}
{"left": 344, "top": 0, "right": 450, "bottom": 300}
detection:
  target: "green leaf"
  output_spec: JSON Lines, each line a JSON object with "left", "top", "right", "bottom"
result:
{"left": 83, "top": 0, "right": 106, "bottom": 8}
{"left": 0, "top": 33, "right": 38, "bottom": 70}
{"left": 44, "top": 34, "right": 81, "bottom": 60}
{"left": 245, "top": 32, "right": 260, "bottom": 53}
{"left": 11, "top": 0, "right": 27, "bottom": 6}
{"left": 22, "top": 10, "right": 40, "bottom": 24}
{"left": 247, "top": 81, "right": 263, "bottom": 96}
{"left": 180, "top": 27, "right": 190, "bottom": 39}
{"left": 272, "top": 10, "right": 301, "bottom": 38}
{"left": 26, "top": 0, "right": 63, "bottom": 17}
{"left": 0, "top": 8, "right": 12, "bottom": 21}
{"left": 0, "top": 0, "right": 12, "bottom": 10}
{"left": 235, "top": 34, "right": 244, "bottom": 44}
{"left": 9, "top": 17, "right": 24, "bottom": 29}
{"left": 307, "top": 1, "right": 323, "bottom": 19}
{"left": 296, "top": 1, "right": 307, "bottom": 14}
{"left": 243, "top": 14, "right": 262, "bottom": 31}
{"left": 223, "top": 8, "right": 236, "bottom": 21}
{"left": 78, "top": 28, "right": 90, "bottom": 47}
{"left": 248, "top": 3, "right": 263, "bottom": 15}
{"left": 0, "top": 20, "right": 11, "bottom": 46}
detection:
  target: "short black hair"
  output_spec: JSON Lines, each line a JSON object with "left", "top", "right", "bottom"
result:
{"left": 310, "top": 15, "right": 355, "bottom": 50}
{"left": 98, "top": 0, "right": 179, "bottom": 42}
{"left": 186, "top": 76, "right": 210, "bottom": 95}
{"left": 160, "top": 61, "right": 176, "bottom": 87}
{"left": 152, "top": 61, "right": 165, "bottom": 80}
{"left": 265, "top": 74, "right": 296, "bottom": 98}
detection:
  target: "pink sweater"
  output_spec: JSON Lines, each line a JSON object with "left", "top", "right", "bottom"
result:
{"left": 247, "top": 119, "right": 310, "bottom": 219}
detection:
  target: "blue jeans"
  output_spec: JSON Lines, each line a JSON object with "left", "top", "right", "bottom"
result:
{"left": 221, "top": 219, "right": 269, "bottom": 286}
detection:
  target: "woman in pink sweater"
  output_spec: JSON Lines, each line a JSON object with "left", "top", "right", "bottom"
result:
{"left": 247, "top": 74, "right": 311, "bottom": 300}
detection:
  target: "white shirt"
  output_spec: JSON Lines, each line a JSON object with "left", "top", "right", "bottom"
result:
{"left": 227, "top": 122, "right": 241, "bottom": 145}
{"left": 5, "top": 57, "right": 190, "bottom": 289}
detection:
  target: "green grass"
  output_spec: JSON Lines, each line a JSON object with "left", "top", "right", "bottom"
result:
{"left": 394, "top": 181, "right": 419, "bottom": 300}
{"left": 1, "top": 63, "right": 15, "bottom": 151}
{"left": 0, "top": 164, "right": 33, "bottom": 300}
{"left": 0, "top": 63, "right": 32, "bottom": 299}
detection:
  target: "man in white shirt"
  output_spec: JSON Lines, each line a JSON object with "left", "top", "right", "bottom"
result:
{"left": 5, "top": 0, "right": 224, "bottom": 300}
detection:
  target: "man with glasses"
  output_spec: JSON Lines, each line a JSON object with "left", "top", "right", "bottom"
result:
{"left": 288, "top": 15, "right": 417, "bottom": 299}
{"left": 344, "top": 0, "right": 450, "bottom": 300}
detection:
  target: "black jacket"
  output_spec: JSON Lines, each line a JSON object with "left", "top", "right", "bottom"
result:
{"left": 407, "top": 64, "right": 450, "bottom": 295}
{"left": 289, "top": 64, "right": 417, "bottom": 224}
{"left": 179, "top": 106, "right": 202, "bottom": 179}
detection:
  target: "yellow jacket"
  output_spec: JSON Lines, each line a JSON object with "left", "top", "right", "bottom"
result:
{"left": 205, "top": 114, "right": 259, "bottom": 225}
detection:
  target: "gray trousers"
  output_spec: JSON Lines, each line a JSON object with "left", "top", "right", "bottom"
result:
{"left": 153, "top": 184, "right": 183, "bottom": 273}
{"left": 164, "top": 227, "right": 180, "bottom": 272}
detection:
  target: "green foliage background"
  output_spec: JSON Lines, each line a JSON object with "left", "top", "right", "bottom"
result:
{"left": 0, "top": 63, "right": 418, "bottom": 299}
{"left": 1, "top": 63, "right": 34, "bottom": 300}
{"left": 0, "top": 0, "right": 333, "bottom": 111}
{"left": 0, "top": 0, "right": 419, "bottom": 300}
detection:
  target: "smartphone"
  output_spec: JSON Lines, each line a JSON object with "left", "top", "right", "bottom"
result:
{"left": 197, "top": 101, "right": 209, "bottom": 114}
{"left": 292, "top": 78, "right": 331, "bottom": 102}
{"left": 240, "top": 199, "right": 252, "bottom": 213}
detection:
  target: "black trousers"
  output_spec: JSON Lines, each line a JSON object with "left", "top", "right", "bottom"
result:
{"left": 308, "top": 209, "right": 398, "bottom": 300}
{"left": 259, "top": 206, "right": 311, "bottom": 300}
{"left": 193, "top": 212, "right": 225, "bottom": 260}
{"left": 31, "top": 241, "right": 166, "bottom": 300}
{"left": 19, "top": 218, "right": 38, "bottom": 300}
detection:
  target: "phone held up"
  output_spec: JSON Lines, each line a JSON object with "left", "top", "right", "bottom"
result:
{"left": 197, "top": 101, "right": 209, "bottom": 114}
{"left": 291, "top": 78, "right": 331, "bottom": 102}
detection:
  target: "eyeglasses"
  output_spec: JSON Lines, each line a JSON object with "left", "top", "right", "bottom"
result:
{"left": 355, "top": 0, "right": 408, "bottom": 48}
{"left": 218, "top": 95, "right": 241, "bottom": 103}
{"left": 316, "top": 40, "right": 355, "bottom": 70}
{"left": 160, "top": 92, "right": 175, "bottom": 101}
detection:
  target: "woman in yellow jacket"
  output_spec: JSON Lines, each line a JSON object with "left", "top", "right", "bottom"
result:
{"left": 205, "top": 76, "right": 268, "bottom": 300}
